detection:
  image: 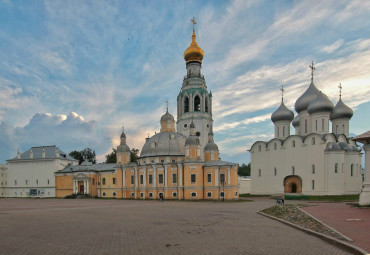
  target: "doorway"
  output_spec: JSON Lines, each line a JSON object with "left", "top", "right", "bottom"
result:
{"left": 283, "top": 175, "right": 302, "bottom": 193}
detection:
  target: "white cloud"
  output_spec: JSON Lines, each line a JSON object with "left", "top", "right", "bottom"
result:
{"left": 321, "top": 39, "right": 344, "bottom": 54}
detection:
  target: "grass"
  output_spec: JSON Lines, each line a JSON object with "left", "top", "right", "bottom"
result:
{"left": 285, "top": 194, "right": 359, "bottom": 202}
{"left": 239, "top": 193, "right": 270, "bottom": 197}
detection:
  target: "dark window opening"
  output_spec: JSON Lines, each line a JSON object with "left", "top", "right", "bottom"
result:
{"left": 191, "top": 174, "right": 196, "bottom": 183}
{"left": 205, "top": 98, "right": 208, "bottom": 112}
{"left": 196, "top": 132, "right": 200, "bottom": 137}
{"left": 149, "top": 175, "right": 153, "bottom": 184}
{"left": 159, "top": 174, "right": 164, "bottom": 184}
{"left": 172, "top": 174, "right": 177, "bottom": 184}
{"left": 194, "top": 95, "right": 201, "bottom": 111}
{"left": 184, "top": 97, "right": 189, "bottom": 113}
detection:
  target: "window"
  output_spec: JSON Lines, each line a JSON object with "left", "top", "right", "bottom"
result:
{"left": 161, "top": 159, "right": 164, "bottom": 163}
{"left": 312, "top": 137, "right": 315, "bottom": 145}
{"left": 113, "top": 177, "right": 116, "bottom": 184}
{"left": 283, "top": 126, "right": 285, "bottom": 137}
{"left": 36, "top": 179, "right": 38, "bottom": 185}
{"left": 335, "top": 163, "right": 338, "bottom": 173}
{"left": 292, "top": 166, "right": 295, "bottom": 175}
{"left": 191, "top": 192, "right": 196, "bottom": 197}
{"left": 351, "top": 164, "right": 354, "bottom": 176}
{"left": 274, "top": 143, "right": 277, "bottom": 150}
{"left": 220, "top": 192, "right": 225, "bottom": 198}
{"left": 207, "top": 192, "right": 212, "bottom": 198}
{"left": 172, "top": 192, "right": 177, "bottom": 198}
{"left": 322, "top": 119, "right": 325, "bottom": 131}
{"left": 130, "top": 192, "right": 134, "bottom": 197}
{"left": 113, "top": 192, "right": 117, "bottom": 197}
{"left": 172, "top": 159, "right": 176, "bottom": 163}
{"left": 159, "top": 192, "right": 163, "bottom": 198}
{"left": 92, "top": 178, "right": 95, "bottom": 185}
{"left": 102, "top": 178, "right": 106, "bottom": 185}
{"left": 312, "top": 180, "right": 315, "bottom": 190}
{"left": 205, "top": 98, "right": 209, "bottom": 112}
{"left": 140, "top": 175, "right": 143, "bottom": 185}
{"left": 258, "top": 169, "right": 261, "bottom": 177}
{"left": 25, "top": 180, "right": 28, "bottom": 185}
{"left": 315, "top": 119, "right": 318, "bottom": 131}
{"left": 140, "top": 192, "right": 144, "bottom": 198}
{"left": 149, "top": 192, "right": 153, "bottom": 198}
{"left": 191, "top": 174, "right": 196, "bottom": 183}
{"left": 47, "top": 179, "right": 50, "bottom": 185}
{"left": 292, "top": 140, "right": 295, "bottom": 147}
{"left": 102, "top": 192, "right": 106, "bottom": 197}
{"left": 131, "top": 175, "right": 134, "bottom": 185}
{"left": 184, "top": 97, "right": 189, "bottom": 113}
{"left": 220, "top": 174, "right": 225, "bottom": 184}
{"left": 158, "top": 174, "right": 164, "bottom": 184}
{"left": 258, "top": 145, "right": 261, "bottom": 151}
{"left": 235, "top": 192, "right": 238, "bottom": 197}
{"left": 194, "top": 95, "right": 201, "bottom": 111}
{"left": 312, "top": 165, "right": 315, "bottom": 174}
{"left": 149, "top": 174, "right": 153, "bottom": 185}
{"left": 172, "top": 174, "right": 177, "bottom": 184}
{"left": 15, "top": 180, "right": 17, "bottom": 186}
{"left": 207, "top": 174, "right": 212, "bottom": 183}
{"left": 274, "top": 167, "right": 277, "bottom": 176}
{"left": 305, "top": 119, "right": 307, "bottom": 133}
{"left": 151, "top": 160, "right": 155, "bottom": 163}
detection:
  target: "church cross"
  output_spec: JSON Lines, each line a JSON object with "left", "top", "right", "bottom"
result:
{"left": 165, "top": 100, "right": 169, "bottom": 112}
{"left": 280, "top": 85, "right": 285, "bottom": 102}
{"left": 338, "top": 83, "right": 342, "bottom": 99}
{"left": 122, "top": 126, "right": 124, "bottom": 133}
{"left": 309, "top": 61, "right": 316, "bottom": 80}
{"left": 191, "top": 17, "right": 197, "bottom": 32}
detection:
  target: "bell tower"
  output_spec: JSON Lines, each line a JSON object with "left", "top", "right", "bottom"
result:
{"left": 177, "top": 17, "right": 213, "bottom": 155}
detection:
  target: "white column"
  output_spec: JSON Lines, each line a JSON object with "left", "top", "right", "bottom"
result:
{"left": 144, "top": 168, "right": 147, "bottom": 186}
{"left": 86, "top": 180, "right": 89, "bottom": 194}
{"left": 360, "top": 144, "right": 370, "bottom": 206}
{"left": 228, "top": 167, "right": 231, "bottom": 185}
{"left": 84, "top": 180, "right": 87, "bottom": 194}
{"left": 165, "top": 166, "right": 168, "bottom": 187}
{"left": 73, "top": 181, "right": 76, "bottom": 194}
{"left": 179, "top": 164, "right": 183, "bottom": 187}
{"left": 122, "top": 169, "right": 126, "bottom": 188}
{"left": 215, "top": 167, "right": 219, "bottom": 186}
{"left": 153, "top": 168, "right": 157, "bottom": 187}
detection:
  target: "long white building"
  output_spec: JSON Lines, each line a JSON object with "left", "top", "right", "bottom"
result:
{"left": 249, "top": 64, "right": 362, "bottom": 195}
{"left": 1, "top": 146, "right": 77, "bottom": 197}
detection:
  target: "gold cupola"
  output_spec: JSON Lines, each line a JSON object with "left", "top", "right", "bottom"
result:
{"left": 184, "top": 18, "right": 204, "bottom": 63}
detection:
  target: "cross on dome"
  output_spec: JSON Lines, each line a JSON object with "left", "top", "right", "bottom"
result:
{"left": 165, "top": 100, "right": 169, "bottom": 112}
{"left": 280, "top": 85, "right": 285, "bottom": 102}
{"left": 309, "top": 61, "right": 316, "bottom": 81}
{"left": 191, "top": 17, "right": 197, "bottom": 32}
{"left": 338, "top": 83, "right": 342, "bottom": 99}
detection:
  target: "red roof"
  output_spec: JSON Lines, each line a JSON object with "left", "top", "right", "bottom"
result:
{"left": 353, "top": 130, "right": 370, "bottom": 143}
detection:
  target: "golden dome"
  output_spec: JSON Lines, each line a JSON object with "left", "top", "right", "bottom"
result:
{"left": 184, "top": 30, "right": 204, "bottom": 63}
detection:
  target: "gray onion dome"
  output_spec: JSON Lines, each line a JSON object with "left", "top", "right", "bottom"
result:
{"left": 140, "top": 132, "right": 186, "bottom": 157}
{"left": 160, "top": 110, "right": 175, "bottom": 122}
{"left": 120, "top": 131, "right": 126, "bottom": 138}
{"left": 185, "top": 135, "right": 200, "bottom": 146}
{"left": 292, "top": 115, "right": 300, "bottom": 127}
{"left": 271, "top": 102, "right": 294, "bottom": 123}
{"left": 326, "top": 142, "right": 341, "bottom": 150}
{"left": 307, "top": 91, "right": 334, "bottom": 114}
{"left": 295, "top": 81, "right": 320, "bottom": 113}
{"left": 204, "top": 130, "right": 218, "bottom": 151}
{"left": 330, "top": 98, "right": 353, "bottom": 120}
{"left": 117, "top": 143, "right": 130, "bottom": 153}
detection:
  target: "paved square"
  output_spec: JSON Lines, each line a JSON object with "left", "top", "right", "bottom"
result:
{"left": 0, "top": 198, "right": 352, "bottom": 254}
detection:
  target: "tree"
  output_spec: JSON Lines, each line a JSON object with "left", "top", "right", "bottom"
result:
{"left": 130, "top": 148, "right": 139, "bottom": 162}
{"left": 238, "top": 163, "right": 251, "bottom": 176}
{"left": 69, "top": 148, "right": 96, "bottom": 165}
{"left": 105, "top": 148, "right": 116, "bottom": 163}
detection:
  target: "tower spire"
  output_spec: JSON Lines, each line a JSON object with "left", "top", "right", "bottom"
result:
{"left": 280, "top": 85, "right": 285, "bottom": 102}
{"left": 338, "top": 83, "right": 342, "bottom": 99}
{"left": 309, "top": 61, "right": 316, "bottom": 81}
{"left": 191, "top": 17, "right": 197, "bottom": 33}
{"left": 165, "top": 100, "right": 169, "bottom": 112}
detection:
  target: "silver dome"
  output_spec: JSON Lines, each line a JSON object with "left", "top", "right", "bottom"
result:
{"left": 140, "top": 132, "right": 186, "bottom": 157}
{"left": 326, "top": 142, "right": 341, "bottom": 150}
{"left": 330, "top": 98, "right": 353, "bottom": 120}
{"left": 204, "top": 142, "right": 218, "bottom": 151}
{"left": 295, "top": 81, "right": 320, "bottom": 113}
{"left": 307, "top": 91, "right": 334, "bottom": 114}
{"left": 185, "top": 135, "right": 200, "bottom": 146}
{"left": 292, "top": 115, "right": 300, "bottom": 127}
{"left": 271, "top": 101, "right": 294, "bottom": 123}
{"left": 117, "top": 144, "right": 130, "bottom": 153}
{"left": 160, "top": 110, "right": 175, "bottom": 122}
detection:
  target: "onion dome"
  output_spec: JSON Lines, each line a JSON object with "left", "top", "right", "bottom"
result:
{"left": 117, "top": 128, "right": 130, "bottom": 153}
{"left": 185, "top": 121, "right": 200, "bottom": 146}
{"left": 160, "top": 109, "right": 175, "bottom": 122}
{"left": 271, "top": 101, "right": 294, "bottom": 123}
{"left": 307, "top": 91, "right": 334, "bottom": 114}
{"left": 292, "top": 115, "right": 300, "bottom": 127}
{"left": 184, "top": 30, "right": 204, "bottom": 63}
{"left": 140, "top": 132, "right": 186, "bottom": 157}
{"left": 204, "top": 129, "right": 218, "bottom": 151}
{"left": 295, "top": 81, "right": 320, "bottom": 113}
{"left": 326, "top": 142, "right": 341, "bottom": 150}
{"left": 330, "top": 98, "right": 353, "bottom": 120}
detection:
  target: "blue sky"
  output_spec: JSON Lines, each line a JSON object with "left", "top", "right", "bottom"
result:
{"left": 0, "top": 0, "right": 369, "bottom": 165}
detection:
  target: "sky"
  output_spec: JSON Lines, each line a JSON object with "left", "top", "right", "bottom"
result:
{"left": 0, "top": 0, "right": 369, "bottom": 165}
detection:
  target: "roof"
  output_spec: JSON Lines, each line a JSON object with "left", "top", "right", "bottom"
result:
{"left": 204, "top": 160, "right": 238, "bottom": 167}
{"left": 58, "top": 163, "right": 116, "bottom": 173}
{"left": 7, "top": 146, "right": 76, "bottom": 161}
{"left": 271, "top": 101, "right": 294, "bottom": 122}
{"left": 330, "top": 98, "right": 353, "bottom": 120}
{"left": 294, "top": 81, "right": 320, "bottom": 113}
{"left": 353, "top": 131, "right": 370, "bottom": 143}
{"left": 140, "top": 132, "right": 186, "bottom": 157}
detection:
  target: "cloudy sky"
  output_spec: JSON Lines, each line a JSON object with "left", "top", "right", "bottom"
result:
{"left": 1, "top": 0, "right": 369, "bottom": 165}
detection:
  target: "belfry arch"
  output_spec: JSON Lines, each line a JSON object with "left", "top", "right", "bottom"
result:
{"left": 184, "top": 96, "right": 189, "bottom": 113}
{"left": 283, "top": 175, "right": 302, "bottom": 193}
{"left": 194, "top": 95, "right": 201, "bottom": 111}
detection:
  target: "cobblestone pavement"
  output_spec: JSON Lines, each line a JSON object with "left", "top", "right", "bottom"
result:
{"left": 302, "top": 202, "right": 370, "bottom": 253}
{"left": 0, "top": 198, "right": 353, "bottom": 255}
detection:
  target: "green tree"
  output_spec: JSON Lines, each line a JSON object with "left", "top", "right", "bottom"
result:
{"left": 69, "top": 148, "right": 96, "bottom": 165}
{"left": 105, "top": 148, "right": 116, "bottom": 163}
{"left": 130, "top": 148, "right": 139, "bottom": 162}
{"left": 238, "top": 163, "right": 251, "bottom": 176}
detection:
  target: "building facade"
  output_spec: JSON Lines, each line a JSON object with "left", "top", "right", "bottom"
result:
{"left": 55, "top": 22, "right": 239, "bottom": 200}
{"left": 1, "top": 146, "right": 78, "bottom": 197}
{"left": 249, "top": 66, "right": 362, "bottom": 195}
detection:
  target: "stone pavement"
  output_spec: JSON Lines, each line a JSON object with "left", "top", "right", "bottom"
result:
{"left": 0, "top": 198, "right": 353, "bottom": 255}
{"left": 302, "top": 202, "right": 370, "bottom": 253}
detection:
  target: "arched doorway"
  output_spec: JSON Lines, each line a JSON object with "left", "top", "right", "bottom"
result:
{"left": 283, "top": 175, "right": 302, "bottom": 193}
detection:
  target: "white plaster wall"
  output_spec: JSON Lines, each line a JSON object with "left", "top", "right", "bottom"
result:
{"left": 238, "top": 177, "right": 251, "bottom": 194}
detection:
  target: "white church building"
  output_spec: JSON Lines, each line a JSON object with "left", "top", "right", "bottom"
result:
{"left": 249, "top": 63, "right": 362, "bottom": 195}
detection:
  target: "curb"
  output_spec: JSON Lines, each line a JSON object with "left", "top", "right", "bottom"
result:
{"left": 258, "top": 211, "right": 368, "bottom": 255}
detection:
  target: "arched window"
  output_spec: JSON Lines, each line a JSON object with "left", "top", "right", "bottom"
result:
{"left": 312, "top": 165, "right": 315, "bottom": 174}
{"left": 274, "top": 167, "right": 277, "bottom": 176}
{"left": 292, "top": 140, "right": 296, "bottom": 147}
{"left": 322, "top": 119, "right": 325, "bottom": 131}
{"left": 315, "top": 119, "right": 318, "bottom": 131}
{"left": 194, "top": 95, "right": 201, "bottom": 111}
{"left": 258, "top": 169, "right": 261, "bottom": 177}
{"left": 184, "top": 97, "right": 189, "bottom": 113}
{"left": 205, "top": 97, "right": 208, "bottom": 113}
{"left": 351, "top": 164, "right": 354, "bottom": 176}
{"left": 292, "top": 166, "right": 295, "bottom": 175}
{"left": 305, "top": 119, "right": 307, "bottom": 133}
{"left": 335, "top": 163, "right": 338, "bottom": 173}
{"left": 283, "top": 126, "right": 285, "bottom": 137}
{"left": 258, "top": 145, "right": 261, "bottom": 151}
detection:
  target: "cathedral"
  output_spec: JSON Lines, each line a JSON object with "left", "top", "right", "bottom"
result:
{"left": 249, "top": 63, "right": 362, "bottom": 195}
{"left": 55, "top": 20, "right": 239, "bottom": 200}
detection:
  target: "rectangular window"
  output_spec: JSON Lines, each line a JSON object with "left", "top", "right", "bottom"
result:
{"left": 274, "top": 168, "right": 277, "bottom": 176}
{"left": 312, "top": 138, "right": 315, "bottom": 145}
{"left": 350, "top": 164, "right": 354, "bottom": 176}
{"left": 140, "top": 175, "right": 143, "bottom": 185}
{"left": 102, "top": 178, "right": 106, "bottom": 185}
{"left": 322, "top": 119, "right": 324, "bottom": 131}
{"left": 48, "top": 179, "right": 50, "bottom": 185}
{"left": 113, "top": 177, "right": 116, "bottom": 185}
{"left": 274, "top": 143, "right": 277, "bottom": 150}
{"left": 335, "top": 163, "right": 338, "bottom": 173}
{"left": 220, "top": 173, "right": 225, "bottom": 184}
{"left": 258, "top": 169, "right": 261, "bottom": 177}
{"left": 92, "top": 178, "right": 95, "bottom": 185}
{"left": 207, "top": 192, "right": 212, "bottom": 198}
{"left": 191, "top": 174, "right": 196, "bottom": 183}
{"left": 191, "top": 192, "right": 196, "bottom": 197}
{"left": 131, "top": 175, "right": 134, "bottom": 185}
{"left": 158, "top": 174, "right": 164, "bottom": 184}
{"left": 172, "top": 173, "right": 177, "bottom": 184}
{"left": 312, "top": 165, "right": 315, "bottom": 174}
{"left": 149, "top": 174, "right": 153, "bottom": 184}
{"left": 25, "top": 180, "right": 28, "bottom": 185}
{"left": 140, "top": 192, "right": 143, "bottom": 198}
{"left": 207, "top": 174, "right": 212, "bottom": 183}
{"left": 172, "top": 192, "right": 177, "bottom": 198}
{"left": 312, "top": 180, "right": 315, "bottom": 190}
{"left": 149, "top": 192, "right": 153, "bottom": 198}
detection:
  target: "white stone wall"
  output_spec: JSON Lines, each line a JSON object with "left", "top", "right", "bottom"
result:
{"left": 0, "top": 164, "right": 8, "bottom": 197}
